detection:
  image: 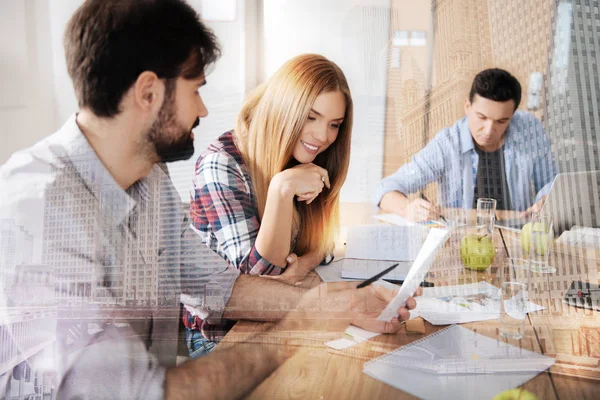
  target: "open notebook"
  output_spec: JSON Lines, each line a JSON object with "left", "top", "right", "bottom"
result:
{"left": 364, "top": 325, "right": 554, "bottom": 400}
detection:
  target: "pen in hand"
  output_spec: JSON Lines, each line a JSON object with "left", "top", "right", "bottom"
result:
{"left": 383, "top": 278, "right": 434, "bottom": 288}
{"left": 419, "top": 193, "right": 447, "bottom": 223}
{"left": 356, "top": 263, "right": 399, "bottom": 289}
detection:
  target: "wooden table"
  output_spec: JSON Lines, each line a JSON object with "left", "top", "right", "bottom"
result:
{"left": 221, "top": 203, "right": 599, "bottom": 399}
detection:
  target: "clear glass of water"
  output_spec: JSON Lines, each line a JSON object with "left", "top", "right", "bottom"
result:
{"left": 529, "top": 213, "right": 556, "bottom": 274}
{"left": 498, "top": 258, "right": 530, "bottom": 340}
{"left": 476, "top": 198, "right": 497, "bottom": 238}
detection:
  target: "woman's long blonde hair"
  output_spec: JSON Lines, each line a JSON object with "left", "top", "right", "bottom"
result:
{"left": 234, "top": 54, "right": 353, "bottom": 259}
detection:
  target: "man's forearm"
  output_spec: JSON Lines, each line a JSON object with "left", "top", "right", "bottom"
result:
{"left": 165, "top": 338, "right": 291, "bottom": 400}
{"left": 379, "top": 191, "right": 410, "bottom": 217}
{"left": 223, "top": 274, "right": 307, "bottom": 321}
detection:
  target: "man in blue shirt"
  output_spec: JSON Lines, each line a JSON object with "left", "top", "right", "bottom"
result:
{"left": 375, "top": 69, "right": 558, "bottom": 221}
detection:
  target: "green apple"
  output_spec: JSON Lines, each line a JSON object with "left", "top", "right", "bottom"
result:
{"left": 521, "top": 222, "right": 551, "bottom": 255}
{"left": 493, "top": 388, "right": 538, "bottom": 400}
{"left": 460, "top": 233, "right": 496, "bottom": 270}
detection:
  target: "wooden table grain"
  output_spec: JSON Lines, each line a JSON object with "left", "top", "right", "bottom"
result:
{"left": 220, "top": 203, "right": 599, "bottom": 399}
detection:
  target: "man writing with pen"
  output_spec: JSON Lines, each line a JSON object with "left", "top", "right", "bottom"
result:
{"left": 374, "top": 69, "right": 558, "bottom": 222}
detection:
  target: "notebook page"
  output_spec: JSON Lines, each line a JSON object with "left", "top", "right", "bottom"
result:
{"left": 340, "top": 259, "right": 411, "bottom": 280}
{"left": 345, "top": 225, "right": 424, "bottom": 261}
{"left": 364, "top": 325, "right": 555, "bottom": 400}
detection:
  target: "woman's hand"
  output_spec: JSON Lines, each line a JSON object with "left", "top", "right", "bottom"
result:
{"left": 272, "top": 163, "right": 331, "bottom": 204}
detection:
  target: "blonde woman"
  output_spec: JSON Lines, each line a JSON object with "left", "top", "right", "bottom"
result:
{"left": 190, "top": 53, "right": 352, "bottom": 280}
{"left": 184, "top": 54, "right": 352, "bottom": 356}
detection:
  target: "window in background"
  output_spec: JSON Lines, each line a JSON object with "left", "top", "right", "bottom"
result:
{"left": 393, "top": 30, "right": 409, "bottom": 46}
{"left": 410, "top": 30, "right": 427, "bottom": 46}
{"left": 196, "top": 0, "right": 237, "bottom": 22}
{"left": 392, "top": 30, "right": 426, "bottom": 47}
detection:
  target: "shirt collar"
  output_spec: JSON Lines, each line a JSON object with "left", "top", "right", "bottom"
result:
{"left": 55, "top": 114, "right": 138, "bottom": 226}
{"left": 458, "top": 116, "right": 474, "bottom": 154}
{"left": 459, "top": 115, "right": 513, "bottom": 154}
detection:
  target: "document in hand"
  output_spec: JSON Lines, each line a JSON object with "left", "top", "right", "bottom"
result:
{"left": 345, "top": 225, "right": 424, "bottom": 261}
{"left": 378, "top": 228, "right": 450, "bottom": 322}
{"left": 363, "top": 325, "right": 555, "bottom": 400}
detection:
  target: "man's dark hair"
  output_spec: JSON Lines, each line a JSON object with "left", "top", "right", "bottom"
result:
{"left": 469, "top": 68, "right": 522, "bottom": 111}
{"left": 64, "top": 0, "right": 220, "bottom": 117}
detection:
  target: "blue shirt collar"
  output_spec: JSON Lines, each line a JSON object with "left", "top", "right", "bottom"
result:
{"left": 458, "top": 116, "right": 474, "bottom": 154}
{"left": 458, "top": 114, "right": 515, "bottom": 154}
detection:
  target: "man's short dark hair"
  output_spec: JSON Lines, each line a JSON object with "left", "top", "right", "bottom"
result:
{"left": 64, "top": 0, "right": 220, "bottom": 117}
{"left": 469, "top": 68, "right": 522, "bottom": 110}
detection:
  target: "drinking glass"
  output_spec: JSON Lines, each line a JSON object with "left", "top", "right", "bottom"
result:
{"left": 529, "top": 213, "right": 556, "bottom": 274}
{"left": 476, "top": 198, "right": 497, "bottom": 238}
{"left": 498, "top": 258, "right": 530, "bottom": 340}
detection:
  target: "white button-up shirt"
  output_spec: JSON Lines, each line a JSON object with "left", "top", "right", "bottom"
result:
{"left": 0, "top": 115, "right": 239, "bottom": 399}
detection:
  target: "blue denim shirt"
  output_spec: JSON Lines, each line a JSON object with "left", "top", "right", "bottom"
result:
{"left": 374, "top": 111, "right": 558, "bottom": 211}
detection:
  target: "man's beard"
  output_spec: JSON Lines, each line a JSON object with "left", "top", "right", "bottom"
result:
{"left": 147, "top": 93, "right": 199, "bottom": 163}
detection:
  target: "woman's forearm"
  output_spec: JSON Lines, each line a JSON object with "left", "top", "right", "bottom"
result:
{"left": 298, "top": 250, "right": 325, "bottom": 271}
{"left": 254, "top": 175, "right": 295, "bottom": 267}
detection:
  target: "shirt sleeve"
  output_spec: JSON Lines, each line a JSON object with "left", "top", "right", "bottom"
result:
{"left": 373, "top": 130, "right": 448, "bottom": 207}
{"left": 55, "top": 325, "right": 167, "bottom": 400}
{"left": 190, "top": 151, "right": 283, "bottom": 276}
{"left": 180, "top": 214, "right": 240, "bottom": 325}
{"left": 1, "top": 224, "right": 168, "bottom": 400}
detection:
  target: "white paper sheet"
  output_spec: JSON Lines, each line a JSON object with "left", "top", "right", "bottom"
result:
{"left": 345, "top": 325, "right": 380, "bottom": 343}
{"left": 325, "top": 338, "right": 357, "bottom": 350}
{"left": 363, "top": 325, "right": 555, "bottom": 400}
{"left": 324, "top": 326, "right": 380, "bottom": 349}
{"left": 314, "top": 259, "right": 350, "bottom": 282}
{"left": 378, "top": 228, "right": 450, "bottom": 322}
{"left": 557, "top": 225, "right": 600, "bottom": 248}
{"left": 373, "top": 213, "right": 417, "bottom": 226}
{"left": 374, "top": 213, "right": 451, "bottom": 228}
{"left": 341, "top": 259, "right": 412, "bottom": 280}
{"left": 345, "top": 225, "right": 424, "bottom": 261}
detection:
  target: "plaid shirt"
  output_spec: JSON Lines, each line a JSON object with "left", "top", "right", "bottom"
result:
{"left": 183, "top": 131, "right": 287, "bottom": 337}
{"left": 190, "top": 131, "right": 285, "bottom": 275}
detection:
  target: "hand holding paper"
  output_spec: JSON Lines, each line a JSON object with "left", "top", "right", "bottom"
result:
{"left": 378, "top": 228, "right": 450, "bottom": 322}
{"left": 279, "top": 280, "right": 419, "bottom": 334}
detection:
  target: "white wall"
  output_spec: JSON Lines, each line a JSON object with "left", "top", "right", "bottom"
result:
{"left": 167, "top": 0, "right": 247, "bottom": 201}
{"left": 0, "top": 0, "right": 249, "bottom": 203}
{"left": 0, "top": 0, "right": 61, "bottom": 165}
{"left": 48, "top": 0, "right": 81, "bottom": 123}
{"left": 263, "top": 0, "right": 391, "bottom": 203}
{"left": 1, "top": 0, "right": 392, "bottom": 204}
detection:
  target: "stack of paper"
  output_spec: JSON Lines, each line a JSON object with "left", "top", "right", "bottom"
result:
{"left": 411, "top": 281, "right": 545, "bottom": 325}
